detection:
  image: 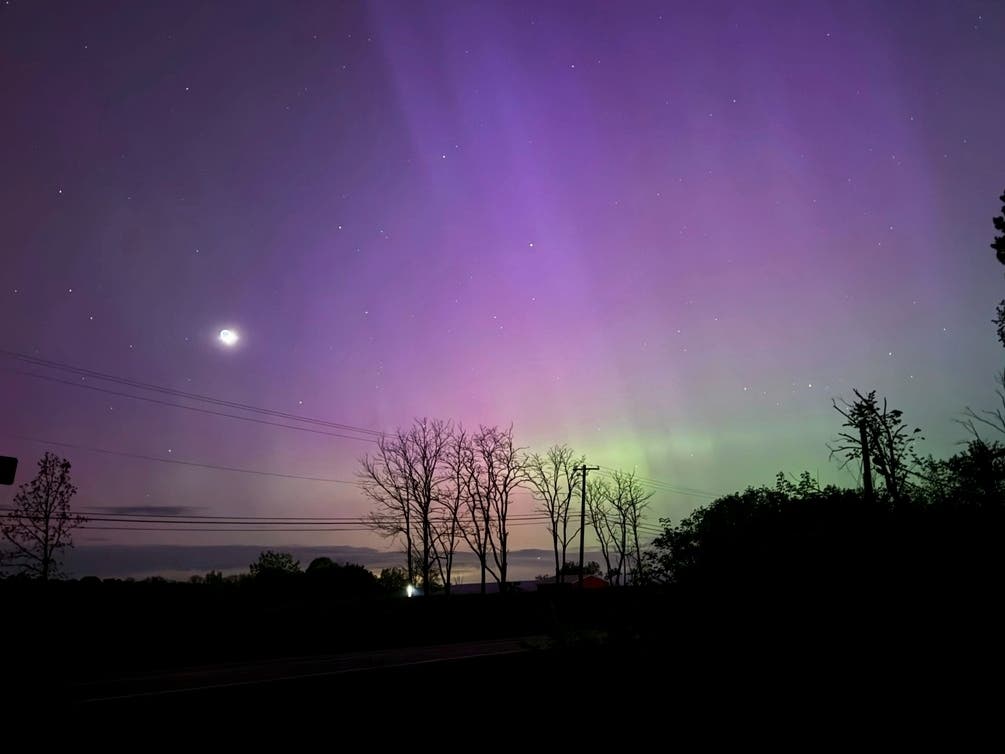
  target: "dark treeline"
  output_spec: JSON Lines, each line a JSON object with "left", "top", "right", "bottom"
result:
{"left": 647, "top": 375, "right": 1005, "bottom": 590}
{"left": 648, "top": 466, "right": 1005, "bottom": 590}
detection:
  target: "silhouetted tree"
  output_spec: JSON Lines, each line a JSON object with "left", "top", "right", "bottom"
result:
{"left": 525, "top": 445, "right": 582, "bottom": 584}
{"left": 452, "top": 425, "right": 527, "bottom": 592}
{"left": 989, "top": 189, "right": 1005, "bottom": 346}
{"left": 831, "top": 390, "right": 922, "bottom": 505}
{"left": 0, "top": 452, "right": 85, "bottom": 580}
{"left": 434, "top": 426, "right": 471, "bottom": 594}
{"left": 378, "top": 566, "right": 409, "bottom": 594}
{"left": 455, "top": 429, "right": 493, "bottom": 593}
{"left": 622, "top": 472, "right": 654, "bottom": 584}
{"left": 586, "top": 477, "right": 615, "bottom": 581}
{"left": 304, "top": 558, "right": 379, "bottom": 595}
{"left": 586, "top": 470, "right": 652, "bottom": 585}
{"left": 647, "top": 478, "right": 864, "bottom": 585}
{"left": 649, "top": 458, "right": 1005, "bottom": 588}
{"left": 306, "top": 556, "right": 336, "bottom": 573}
{"left": 774, "top": 470, "right": 825, "bottom": 499}
{"left": 917, "top": 440, "right": 1005, "bottom": 509}
{"left": 961, "top": 369, "right": 1005, "bottom": 441}
{"left": 249, "top": 550, "right": 301, "bottom": 578}
{"left": 360, "top": 431, "right": 417, "bottom": 585}
{"left": 470, "top": 425, "right": 526, "bottom": 590}
{"left": 359, "top": 418, "right": 452, "bottom": 593}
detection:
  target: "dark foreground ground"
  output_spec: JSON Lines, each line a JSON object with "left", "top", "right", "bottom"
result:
{"left": 3, "top": 582, "right": 1002, "bottom": 732}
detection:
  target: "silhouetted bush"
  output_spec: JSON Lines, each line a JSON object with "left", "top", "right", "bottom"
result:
{"left": 648, "top": 462, "right": 1005, "bottom": 590}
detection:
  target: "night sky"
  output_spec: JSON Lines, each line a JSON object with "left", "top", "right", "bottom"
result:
{"left": 2, "top": 1, "right": 1003, "bottom": 577}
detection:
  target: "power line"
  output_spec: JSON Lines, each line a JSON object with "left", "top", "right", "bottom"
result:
{"left": 596, "top": 465, "right": 716, "bottom": 496}
{"left": 78, "top": 526, "right": 375, "bottom": 533}
{"left": 0, "top": 508, "right": 552, "bottom": 521}
{"left": 2, "top": 433, "right": 361, "bottom": 485}
{"left": 0, "top": 508, "right": 553, "bottom": 524}
{"left": 77, "top": 521, "right": 555, "bottom": 533}
{"left": 7, "top": 369, "right": 378, "bottom": 443}
{"left": 596, "top": 466, "right": 719, "bottom": 498}
{"left": 0, "top": 349, "right": 385, "bottom": 437}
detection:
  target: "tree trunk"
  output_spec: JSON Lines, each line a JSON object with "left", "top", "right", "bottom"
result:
{"left": 633, "top": 529, "right": 644, "bottom": 585}
{"left": 404, "top": 526, "right": 414, "bottom": 586}
{"left": 859, "top": 422, "right": 874, "bottom": 504}
{"left": 422, "top": 519, "right": 431, "bottom": 596}
{"left": 553, "top": 530, "right": 562, "bottom": 584}
{"left": 41, "top": 508, "right": 50, "bottom": 582}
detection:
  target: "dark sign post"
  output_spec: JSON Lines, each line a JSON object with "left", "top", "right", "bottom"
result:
{"left": 0, "top": 456, "right": 17, "bottom": 485}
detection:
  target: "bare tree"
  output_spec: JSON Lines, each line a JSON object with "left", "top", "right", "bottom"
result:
{"left": 961, "top": 369, "right": 1005, "bottom": 441}
{"left": 457, "top": 433, "right": 495, "bottom": 594}
{"left": 621, "top": 472, "right": 654, "bottom": 584}
{"left": 359, "top": 418, "right": 452, "bottom": 592}
{"left": 469, "top": 425, "right": 525, "bottom": 590}
{"left": 586, "top": 477, "right": 615, "bottom": 581}
{"left": 433, "top": 426, "right": 471, "bottom": 594}
{"left": 525, "top": 445, "right": 582, "bottom": 583}
{"left": 1, "top": 452, "right": 85, "bottom": 580}
{"left": 587, "top": 471, "right": 653, "bottom": 585}
{"left": 830, "top": 390, "right": 923, "bottom": 505}
{"left": 407, "top": 418, "right": 452, "bottom": 593}
{"left": 360, "top": 432, "right": 416, "bottom": 585}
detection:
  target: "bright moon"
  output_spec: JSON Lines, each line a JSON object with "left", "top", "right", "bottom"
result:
{"left": 219, "top": 329, "right": 239, "bottom": 346}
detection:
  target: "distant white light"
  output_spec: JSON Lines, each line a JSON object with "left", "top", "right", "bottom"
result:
{"left": 219, "top": 329, "right": 239, "bottom": 346}
{"left": 406, "top": 585, "right": 415, "bottom": 598}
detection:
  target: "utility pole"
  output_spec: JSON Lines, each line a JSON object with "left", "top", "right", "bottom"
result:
{"left": 574, "top": 464, "right": 599, "bottom": 588}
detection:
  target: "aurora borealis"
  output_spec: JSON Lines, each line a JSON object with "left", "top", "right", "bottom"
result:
{"left": 2, "top": 1, "right": 1003, "bottom": 576}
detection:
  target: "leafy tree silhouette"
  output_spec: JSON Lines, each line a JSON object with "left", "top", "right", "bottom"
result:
{"left": 377, "top": 566, "right": 409, "bottom": 593}
{"left": 249, "top": 550, "right": 301, "bottom": 580}
{"left": 0, "top": 452, "right": 85, "bottom": 580}
{"left": 303, "top": 557, "right": 380, "bottom": 596}
{"left": 918, "top": 440, "right": 1005, "bottom": 509}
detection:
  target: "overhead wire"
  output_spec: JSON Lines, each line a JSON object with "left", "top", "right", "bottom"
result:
{"left": 6, "top": 368, "right": 378, "bottom": 443}
{"left": 1, "top": 433, "right": 361, "bottom": 485}
{"left": 0, "top": 349, "right": 385, "bottom": 437}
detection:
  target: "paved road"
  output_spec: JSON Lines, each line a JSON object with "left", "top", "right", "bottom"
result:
{"left": 69, "top": 636, "right": 543, "bottom": 705}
